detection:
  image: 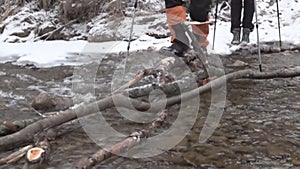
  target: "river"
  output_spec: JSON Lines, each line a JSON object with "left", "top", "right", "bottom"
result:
{"left": 0, "top": 50, "right": 299, "bottom": 168}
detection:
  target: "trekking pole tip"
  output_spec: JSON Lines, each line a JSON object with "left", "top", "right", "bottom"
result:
{"left": 259, "top": 64, "right": 262, "bottom": 72}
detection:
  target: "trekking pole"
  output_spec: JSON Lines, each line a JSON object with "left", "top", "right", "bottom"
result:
{"left": 275, "top": 0, "right": 282, "bottom": 48}
{"left": 212, "top": 0, "right": 219, "bottom": 50}
{"left": 124, "top": 0, "right": 138, "bottom": 72}
{"left": 254, "top": 0, "right": 262, "bottom": 72}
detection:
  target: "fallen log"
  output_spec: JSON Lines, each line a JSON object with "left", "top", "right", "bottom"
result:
{"left": 0, "top": 95, "right": 150, "bottom": 152}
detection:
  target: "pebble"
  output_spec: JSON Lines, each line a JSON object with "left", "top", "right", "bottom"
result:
{"left": 230, "top": 60, "right": 249, "bottom": 67}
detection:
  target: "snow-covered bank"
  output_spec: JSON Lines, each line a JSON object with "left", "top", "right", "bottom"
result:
{"left": 0, "top": 35, "right": 170, "bottom": 67}
{"left": 0, "top": 0, "right": 299, "bottom": 67}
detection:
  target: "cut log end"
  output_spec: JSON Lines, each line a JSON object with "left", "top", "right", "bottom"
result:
{"left": 26, "top": 147, "right": 45, "bottom": 163}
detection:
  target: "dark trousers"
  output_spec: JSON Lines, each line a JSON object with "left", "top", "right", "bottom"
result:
{"left": 231, "top": 0, "right": 255, "bottom": 32}
{"left": 165, "top": 0, "right": 212, "bottom": 22}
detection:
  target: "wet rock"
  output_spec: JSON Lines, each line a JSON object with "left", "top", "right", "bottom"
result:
{"left": 0, "top": 101, "right": 6, "bottom": 109}
{"left": 182, "top": 151, "right": 207, "bottom": 166}
{"left": 87, "top": 18, "right": 123, "bottom": 42}
{"left": 266, "top": 145, "right": 287, "bottom": 158}
{"left": 292, "top": 159, "right": 300, "bottom": 166}
{"left": 207, "top": 135, "right": 228, "bottom": 145}
{"left": 230, "top": 60, "right": 249, "bottom": 67}
{"left": 0, "top": 71, "right": 6, "bottom": 76}
{"left": 232, "top": 146, "right": 255, "bottom": 154}
{"left": 31, "top": 92, "right": 73, "bottom": 112}
{"left": 88, "top": 28, "right": 122, "bottom": 42}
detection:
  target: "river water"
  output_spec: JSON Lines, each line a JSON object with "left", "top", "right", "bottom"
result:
{"left": 0, "top": 50, "right": 299, "bottom": 168}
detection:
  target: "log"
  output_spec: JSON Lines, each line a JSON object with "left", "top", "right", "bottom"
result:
{"left": 0, "top": 95, "right": 150, "bottom": 152}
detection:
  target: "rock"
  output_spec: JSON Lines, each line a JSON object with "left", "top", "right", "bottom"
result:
{"left": 36, "top": 24, "right": 56, "bottom": 37}
{"left": 87, "top": 21, "right": 123, "bottom": 42}
{"left": 232, "top": 146, "right": 255, "bottom": 154}
{"left": 0, "top": 101, "right": 6, "bottom": 109}
{"left": 0, "top": 24, "right": 5, "bottom": 34}
{"left": 31, "top": 92, "right": 73, "bottom": 112}
{"left": 183, "top": 151, "right": 207, "bottom": 166}
{"left": 292, "top": 159, "right": 300, "bottom": 166}
{"left": 231, "top": 60, "right": 249, "bottom": 67}
{"left": 266, "top": 145, "right": 287, "bottom": 158}
{"left": 10, "top": 29, "right": 31, "bottom": 38}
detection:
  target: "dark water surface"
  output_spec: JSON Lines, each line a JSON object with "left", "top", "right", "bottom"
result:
{"left": 0, "top": 50, "right": 299, "bottom": 168}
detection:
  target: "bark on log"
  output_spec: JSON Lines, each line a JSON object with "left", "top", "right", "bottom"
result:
{"left": 127, "top": 70, "right": 207, "bottom": 98}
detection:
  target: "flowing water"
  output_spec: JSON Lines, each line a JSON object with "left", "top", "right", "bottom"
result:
{"left": 0, "top": 50, "right": 299, "bottom": 169}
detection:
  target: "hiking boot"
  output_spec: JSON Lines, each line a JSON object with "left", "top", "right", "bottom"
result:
{"left": 159, "top": 23, "right": 191, "bottom": 57}
{"left": 231, "top": 28, "right": 241, "bottom": 45}
{"left": 241, "top": 28, "right": 251, "bottom": 44}
{"left": 159, "top": 39, "right": 189, "bottom": 57}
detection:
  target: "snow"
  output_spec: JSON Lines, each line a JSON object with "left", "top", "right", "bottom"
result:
{"left": 0, "top": 0, "right": 299, "bottom": 68}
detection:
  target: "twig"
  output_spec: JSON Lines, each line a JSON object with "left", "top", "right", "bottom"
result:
{"left": 2, "top": 121, "right": 16, "bottom": 132}
{"left": 113, "top": 70, "right": 145, "bottom": 94}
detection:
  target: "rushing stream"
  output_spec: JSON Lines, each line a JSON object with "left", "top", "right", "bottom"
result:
{"left": 0, "top": 50, "right": 299, "bottom": 169}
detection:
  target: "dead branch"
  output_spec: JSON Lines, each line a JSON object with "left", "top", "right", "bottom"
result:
{"left": 0, "top": 118, "right": 41, "bottom": 136}
{"left": 0, "top": 145, "right": 33, "bottom": 165}
{"left": 113, "top": 71, "right": 145, "bottom": 94}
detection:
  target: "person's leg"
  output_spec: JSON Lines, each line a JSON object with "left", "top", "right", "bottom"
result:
{"left": 241, "top": 0, "right": 255, "bottom": 43}
{"left": 230, "top": 0, "right": 242, "bottom": 32}
{"left": 230, "top": 0, "right": 242, "bottom": 44}
{"left": 160, "top": 0, "right": 189, "bottom": 56}
{"left": 242, "top": 0, "right": 254, "bottom": 31}
{"left": 190, "top": 0, "right": 212, "bottom": 48}
{"left": 165, "top": 4, "right": 186, "bottom": 43}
